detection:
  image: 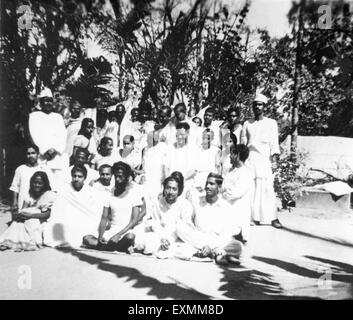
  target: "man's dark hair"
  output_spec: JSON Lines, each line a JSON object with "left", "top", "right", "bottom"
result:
{"left": 78, "top": 118, "right": 94, "bottom": 139}
{"left": 160, "top": 106, "right": 172, "bottom": 117}
{"left": 115, "top": 104, "right": 125, "bottom": 112}
{"left": 207, "top": 173, "right": 223, "bottom": 186}
{"left": 112, "top": 161, "right": 133, "bottom": 178}
{"left": 231, "top": 144, "right": 249, "bottom": 162}
{"left": 205, "top": 107, "right": 215, "bottom": 114}
{"left": 170, "top": 171, "right": 184, "bottom": 195}
{"left": 98, "top": 164, "right": 112, "bottom": 172}
{"left": 163, "top": 175, "right": 184, "bottom": 196}
{"left": 227, "top": 106, "right": 240, "bottom": 118}
{"left": 174, "top": 103, "right": 186, "bottom": 113}
{"left": 71, "top": 164, "right": 87, "bottom": 178}
{"left": 26, "top": 143, "right": 39, "bottom": 154}
{"left": 75, "top": 147, "right": 90, "bottom": 159}
{"left": 175, "top": 122, "right": 190, "bottom": 131}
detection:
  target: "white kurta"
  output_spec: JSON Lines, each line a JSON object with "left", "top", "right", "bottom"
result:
{"left": 93, "top": 151, "right": 119, "bottom": 170}
{"left": 193, "top": 146, "right": 221, "bottom": 189}
{"left": 141, "top": 142, "right": 168, "bottom": 199}
{"left": 222, "top": 165, "right": 254, "bottom": 240}
{"left": 164, "top": 144, "right": 198, "bottom": 180}
{"left": 176, "top": 195, "right": 241, "bottom": 256}
{"left": 134, "top": 196, "right": 193, "bottom": 255}
{"left": 241, "top": 117, "right": 280, "bottom": 223}
{"left": 29, "top": 111, "right": 67, "bottom": 155}
{"left": 117, "top": 149, "right": 142, "bottom": 170}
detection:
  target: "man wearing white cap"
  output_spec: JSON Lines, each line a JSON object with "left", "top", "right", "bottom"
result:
{"left": 28, "top": 87, "right": 68, "bottom": 185}
{"left": 240, "top": 93, "right": 282, "bottom": 228}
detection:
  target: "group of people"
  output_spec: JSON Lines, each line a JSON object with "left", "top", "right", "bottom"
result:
{"left": 0, "top": 87, "right": 283, "bottom": 266}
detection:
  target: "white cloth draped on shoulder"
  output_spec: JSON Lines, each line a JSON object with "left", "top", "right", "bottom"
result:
{"left": 43, "top": 184, "right": 103, "bottom": 248}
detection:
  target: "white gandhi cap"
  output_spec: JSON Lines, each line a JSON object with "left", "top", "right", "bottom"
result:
{"left": 39, "top": 87, "right": 53, "bottom": 98}
{"left": 254, "top": 93, "right": 268, "bottom": 104}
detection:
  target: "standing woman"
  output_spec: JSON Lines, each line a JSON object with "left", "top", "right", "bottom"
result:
{"left": 0, "top": 171, "right": 56, "bottom": 251}
{"left": 72, "top": 118, "right": 97, "bottom": 162}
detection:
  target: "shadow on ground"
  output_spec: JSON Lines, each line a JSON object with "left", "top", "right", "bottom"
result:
{"left": 57, "top": 247, "right": 321, "bottom": 300}
{"left": 57, "top": 248, "right": 212, "bottom": 300}
{"left": 218, "top": 265, "right": 320, "bottom": 300}
{"left": 253, "top": 256, "right": 353, "bottom": 283}
{"left": 252, "top": 255, "right": 353, "bottom": 299}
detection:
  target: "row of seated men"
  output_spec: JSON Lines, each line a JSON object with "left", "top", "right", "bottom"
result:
{"left": 1, "top": 142, "right": 253, "bottom": 266}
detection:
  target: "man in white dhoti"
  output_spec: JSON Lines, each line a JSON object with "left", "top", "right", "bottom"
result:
{"left": 176, "top": 173, "right": 243, "bottom": 265}
{"left": 29, "top": 88, "right": 68, "bottom": 181}
{"left": 43, "top": 165, "right": 103, "bottom": 248}
{"left": 83, "top": 162, "right": 146, "bottom": 252}
{"left": 222, "top": 144, "right": 254, "bottom": 242}
{"left": 240, "top": 93, "right": 282, "bottom": 228}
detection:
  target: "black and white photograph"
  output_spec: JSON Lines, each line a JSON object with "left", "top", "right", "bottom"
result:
{"left": 0, "top": 0, "right": 352, "bottom": 301}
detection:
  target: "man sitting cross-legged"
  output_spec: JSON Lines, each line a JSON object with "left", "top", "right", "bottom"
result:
{"left": 83, "top": 162, "right": 146, "bottom": 253}
{"left": 133, "top": 174, "right": 194, "bottom": 259}
{"left": 43, "top": 164, "right": 103, "bottom": 248}
{"left": 176, "top": 173, "right": 243, "bottom": 266}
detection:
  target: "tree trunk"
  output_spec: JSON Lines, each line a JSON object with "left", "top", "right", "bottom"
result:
{"left": 290, "top": 0, "right": 304, "bottom": 161}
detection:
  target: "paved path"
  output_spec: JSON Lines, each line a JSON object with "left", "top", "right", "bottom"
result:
{"left": 0, "top": 208, "right": 352, "bottom": 300}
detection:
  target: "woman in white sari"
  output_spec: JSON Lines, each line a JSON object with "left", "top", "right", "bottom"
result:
{"left": 0, "top": 171, "right": 56, "bottom": 251}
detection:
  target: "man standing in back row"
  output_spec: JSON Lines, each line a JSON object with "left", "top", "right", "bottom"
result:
{"left": 240, "top": 93, "right": 282, "bottom": 228}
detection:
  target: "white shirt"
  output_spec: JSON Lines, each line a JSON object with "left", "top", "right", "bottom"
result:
{"left": 93, "top": 151, "right": 119, "bottom": 169}
{"left": 193, "top": 146, "right": 221, "bottom": 188}
{"left": 192, "top": 195, "right": 237, "bottom": 237}
{"left": 117, "top": 149, "right": 142, "bottom": 169}
{"left": 149, "top": 196, "right": 193, "bottom": 242}
{"left": 165, "top": 144, "right": 197, "bottom": 178}
{"left": 105, "top": 182, "right": 144, "bottom": 232}
{"left": 241, "top": 117, "right": 280, "bottom": 158}
{"left": 29, "top": 111, "right": 67, "bottom": 155}
{"left": 222, "top": 165, "right": 254, "bottom": 232}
